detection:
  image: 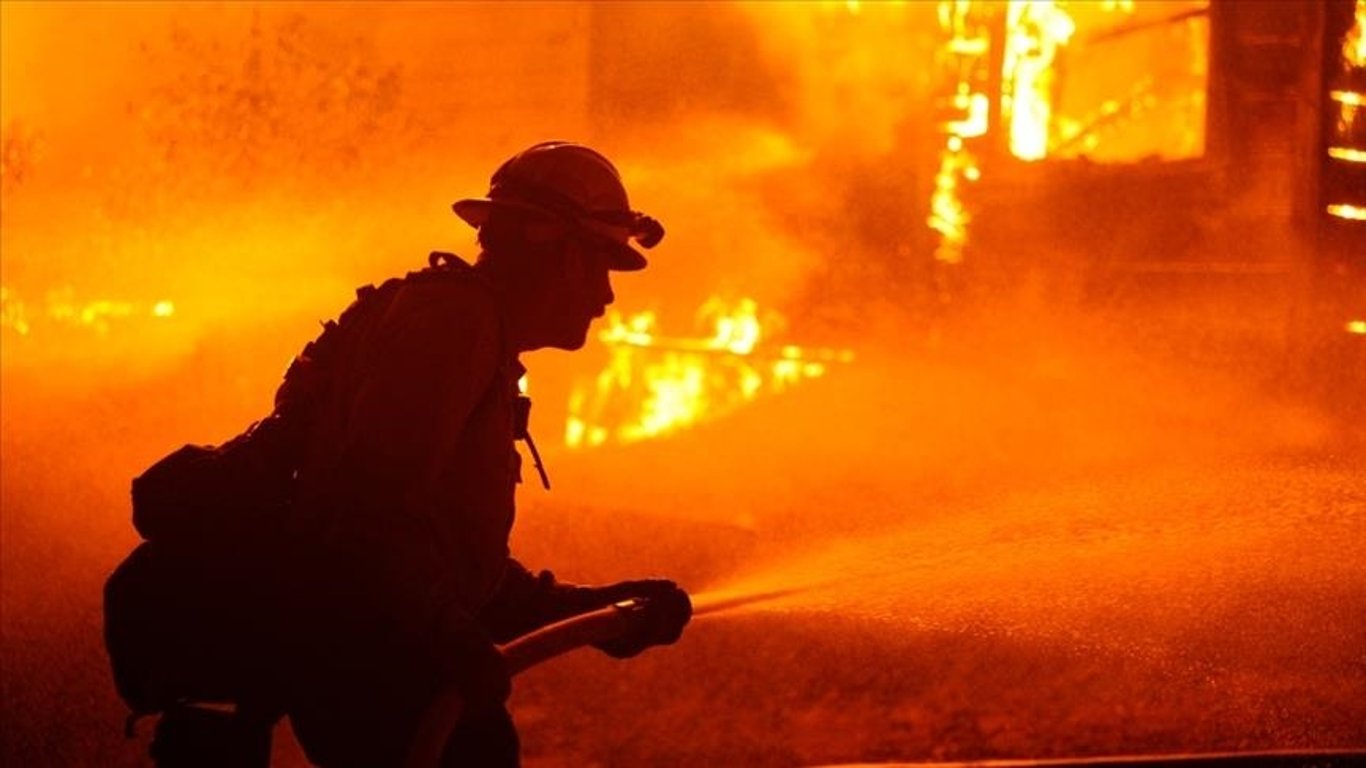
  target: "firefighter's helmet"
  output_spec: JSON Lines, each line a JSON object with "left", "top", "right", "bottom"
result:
{"left": 453, "top": 141, "right": 663, "bottom": 271}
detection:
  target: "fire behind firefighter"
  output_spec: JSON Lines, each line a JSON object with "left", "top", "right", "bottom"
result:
{"left": 138, "top": 142, "right": 692, "bottom": 767}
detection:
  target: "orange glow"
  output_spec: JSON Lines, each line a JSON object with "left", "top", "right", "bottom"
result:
{"left": 565, "top": 297, "right": 852, "bottom": 448}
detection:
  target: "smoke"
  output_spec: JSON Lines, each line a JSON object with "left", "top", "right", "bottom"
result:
{"left": 4, "top": 4, "right": 1362, "bottom": 765}
{"left": 3, "top": 0, "right": 1349, "bottom": 615}
{"left": 1, "top": 2, "right": 942, "bottom": 359}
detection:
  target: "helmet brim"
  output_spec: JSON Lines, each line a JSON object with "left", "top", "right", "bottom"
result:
{"left": 453, "top": 198, "right": 647, "bottom": 272}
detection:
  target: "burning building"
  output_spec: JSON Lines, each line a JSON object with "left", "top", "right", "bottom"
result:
{"left": 571, "top": 0, "right": 1366, "bottom": 443}
{"left": 3, "top": 1, "right": 1361, "bottom": 436}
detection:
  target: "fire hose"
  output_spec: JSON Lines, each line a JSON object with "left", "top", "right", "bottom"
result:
{"left": 403, "top": 588, "right": 798, "bottom": 768}
{"left": 404, "top": 597, "right": 657, "bottom": 768}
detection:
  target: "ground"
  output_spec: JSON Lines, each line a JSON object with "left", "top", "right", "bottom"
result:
{"left": 2, "top": 311, "right": 1363, "bottom": 767}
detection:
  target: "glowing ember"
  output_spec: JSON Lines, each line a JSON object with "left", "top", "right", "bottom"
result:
{"left": 1003, "top": 0, "right": 1076, "bottom": 161}
{"left": 566, "top": 298, "right": 853, "bottom": 448}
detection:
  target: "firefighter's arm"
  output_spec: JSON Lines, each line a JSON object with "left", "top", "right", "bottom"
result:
{"left": 482, "top": 559, "right": 691, "bottom": 656}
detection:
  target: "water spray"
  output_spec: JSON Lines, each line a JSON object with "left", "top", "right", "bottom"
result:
{"left": 690, "top": 585, "right": 812, "bottom": 618}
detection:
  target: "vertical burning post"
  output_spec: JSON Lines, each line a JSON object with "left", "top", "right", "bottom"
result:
{"left": 1001, "top": 0, "right": 1076, "bottom": 160}
{"left": 928, "top": 1, "right": 990, "bottom": 267}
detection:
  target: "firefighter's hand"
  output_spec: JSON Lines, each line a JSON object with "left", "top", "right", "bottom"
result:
{"left": 592, "top": 579, "right": 692, "bottom": 659}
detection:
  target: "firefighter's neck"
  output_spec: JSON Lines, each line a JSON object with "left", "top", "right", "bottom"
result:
{"left": 474, "top": 256, "right": 560, "bottom": 353}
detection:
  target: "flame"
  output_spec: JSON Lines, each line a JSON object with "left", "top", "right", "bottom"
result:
{"left": 1326, "top": 204, "right": 1366, "bottom": 221}
{"left": 1331, "top": 90, "right": 1364, "bottom": 107}
{"left": 0, "top": 286, "right": 176, "bottom": 337}
{"left": 927, "top": 1, "right": 990, "bottom": 266}
{"left": 1, "top": 287, "right": 31, "bottom": 336}
{"left": 1328, "top": 147, "right": 1366, "bottom": 164}
{"left": 1346, "top": 0, "right": 1365, "bottom": 69}
{"left": 1003, "top": 0, "right": 1076, "bottom": 161}
{"left": 1330, "top": 6, "right": 1365, "bottom": 179}
{"left": 1347, "top": 320, "right": 1366, "bottom": 335}
{"left": 566, "top": 298, "right": 853, "bottom": 448}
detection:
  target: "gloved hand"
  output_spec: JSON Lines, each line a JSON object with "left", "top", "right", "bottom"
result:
{"left": 588, "top": 579, "right": 692, "bottom": 659}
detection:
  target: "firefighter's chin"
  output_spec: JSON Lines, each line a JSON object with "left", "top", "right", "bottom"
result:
{"left": 538, "top": 319, "right": 593, "bottom": 352}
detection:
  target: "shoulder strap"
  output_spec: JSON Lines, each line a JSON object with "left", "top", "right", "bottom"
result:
{"left": 272, "top": 253, "right": 475, "bottom": 421}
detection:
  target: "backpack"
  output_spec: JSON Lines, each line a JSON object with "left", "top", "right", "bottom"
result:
{"left": 104, "top": 254, "right": 470, "bottom": 720}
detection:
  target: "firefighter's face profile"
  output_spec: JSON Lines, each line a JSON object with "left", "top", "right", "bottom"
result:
{"left": 537, "top": 234, "right": 615, "bottom": 351}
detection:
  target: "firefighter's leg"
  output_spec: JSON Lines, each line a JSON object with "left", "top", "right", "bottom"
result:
{"left": 441, "top": 702, "right": 520, "bottom": 768}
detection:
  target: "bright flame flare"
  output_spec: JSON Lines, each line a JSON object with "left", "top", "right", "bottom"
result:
{"left": 1003, "top": 0, "right": 1076, "bottom": 161}
{"left": 1327, "top": 204, "right": 1366, "bottom": 221}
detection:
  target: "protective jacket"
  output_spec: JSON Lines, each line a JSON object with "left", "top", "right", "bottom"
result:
{"left": 278, "top": 256, "right": 578, "bottom": 766}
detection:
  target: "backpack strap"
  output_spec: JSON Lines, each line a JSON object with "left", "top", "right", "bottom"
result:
{"left": 272, "top": 253, "right": 474, "bottom": 422}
